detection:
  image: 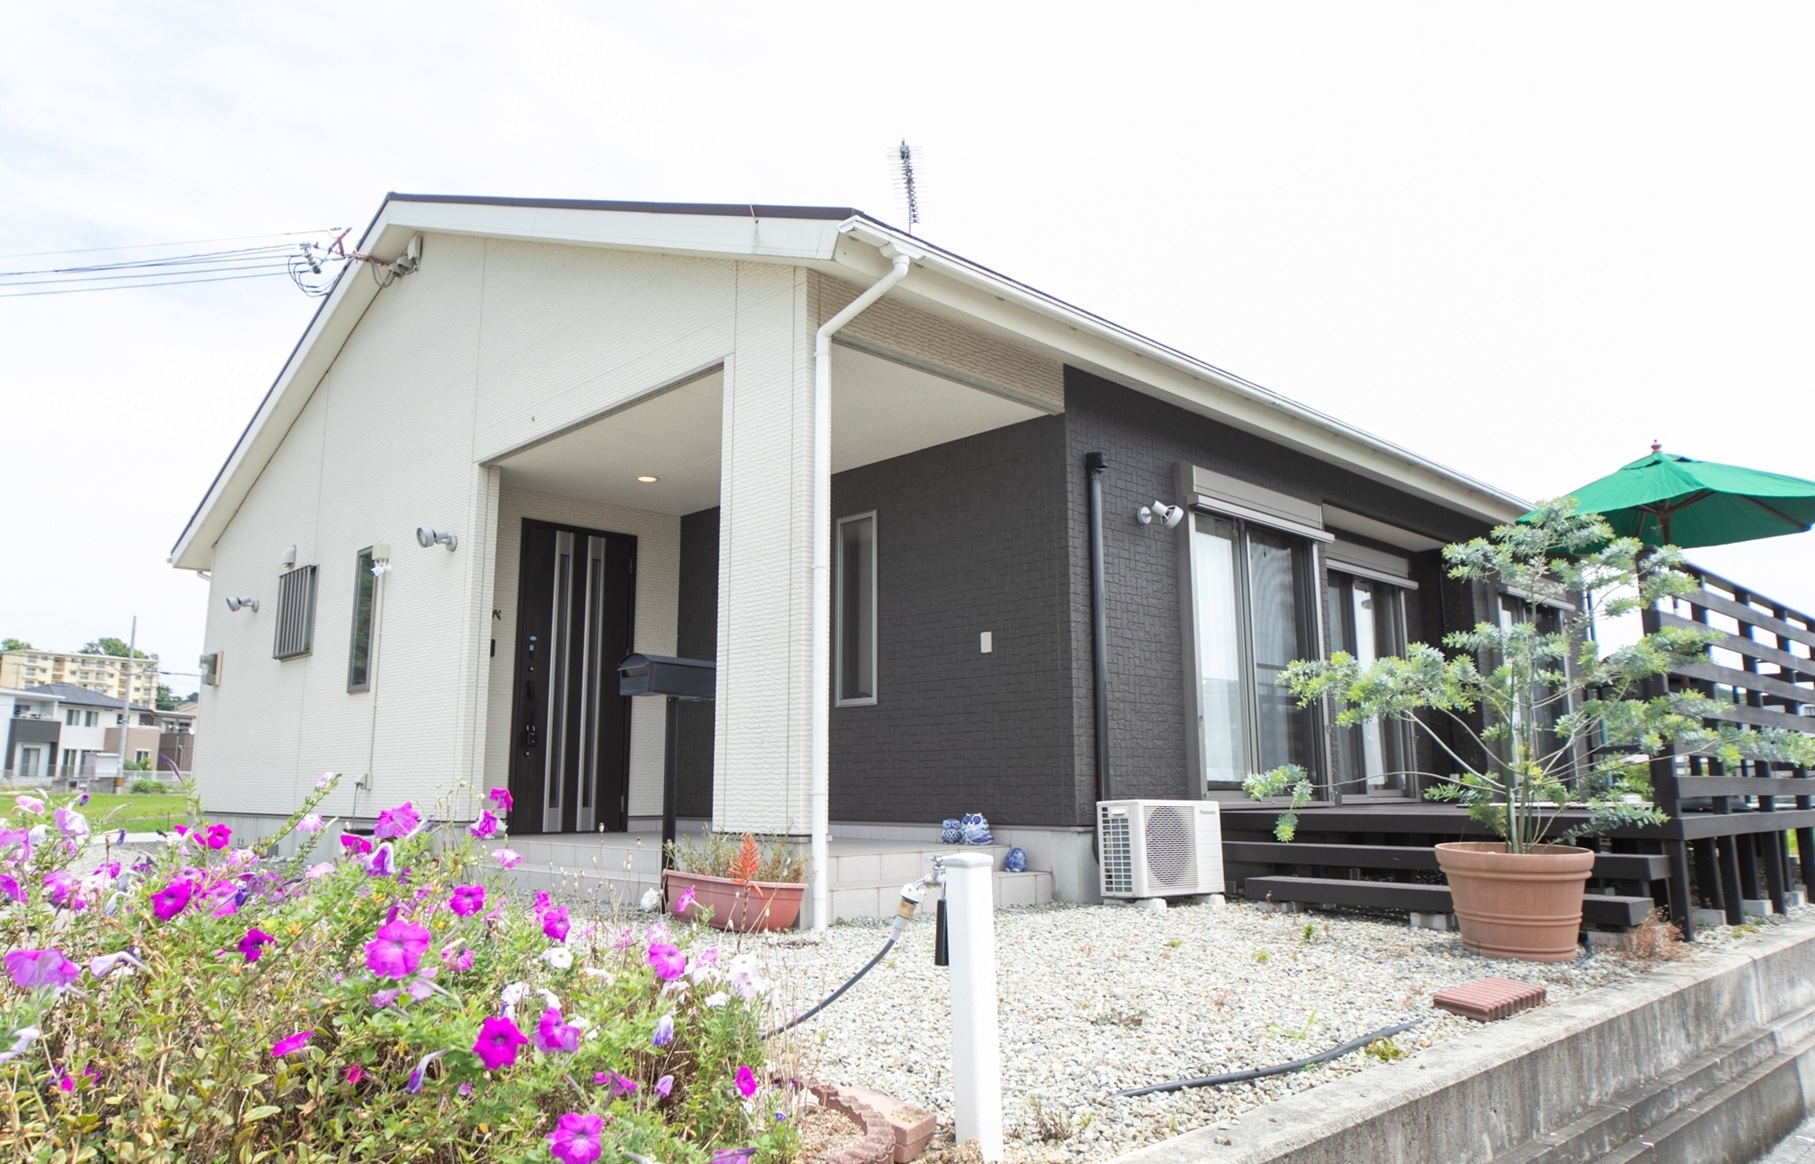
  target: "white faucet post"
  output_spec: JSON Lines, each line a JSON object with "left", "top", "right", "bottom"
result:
{"left": 941, "top": 851, "right": 1003, "bottom": 1161}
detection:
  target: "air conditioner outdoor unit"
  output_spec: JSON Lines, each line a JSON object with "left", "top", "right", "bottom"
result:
{"left": 1097, "top": 799, "right": 1224, "bottom": 899}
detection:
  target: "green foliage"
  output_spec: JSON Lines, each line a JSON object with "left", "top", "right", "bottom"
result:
{"left": 1266, "top": 1010, "right": 1319, "bottom": 1040}
{"left": 664, "top": 829, "right": 809, "bottom": 884}
{"left": 1241, "top": 764, "right": 1314, "bottom": 841}
{"left": 155, "top": 685, "right": 180, "bottom": 711}
{"left": 79, "top": 637, "right": 156, "bottom": 660}
{"left": 1253, "top": 948, "right": 1270, "bottom": 964}
{"left": 1, "top": 782, "right": 800, "bottom": 1162}
{"left": 1, "top": 638, "right": 30, "bottom": 652}
{"left": 128, "top": 777, "right": 165, "bottom": 794}
{"left": 1249, "top": 501, "right": 1815, "bottom": 852}
{"left": 1364, "top": 1037, "right": 1406, "bottom": 1062}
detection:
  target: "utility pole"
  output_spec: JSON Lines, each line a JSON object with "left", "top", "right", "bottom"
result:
{"left": 119, "top": 616, "right": 137, "bottom": 787}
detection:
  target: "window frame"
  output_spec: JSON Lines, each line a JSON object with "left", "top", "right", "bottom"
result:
{"left": 273, "top": 564, "right": 319, "bottom": 661}
{"left": 1325, "top": 570, "right": 1418, "bottom": 798}
{"left": 834, "top": 511, "right": 879, "bottom": 707}
{"left": 347, "top": 547, "right": 378, "bottom": 692}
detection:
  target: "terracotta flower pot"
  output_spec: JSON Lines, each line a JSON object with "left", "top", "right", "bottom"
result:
{"left": 663, "top": 869, "right": 805, "bottom": 932}
{"left": 1434, "top": 841, "right": 1596, "bottom": 963}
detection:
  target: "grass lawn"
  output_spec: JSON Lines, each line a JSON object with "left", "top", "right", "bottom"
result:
{"left": 43, "top": 792, "right": 191, "bottom": 830}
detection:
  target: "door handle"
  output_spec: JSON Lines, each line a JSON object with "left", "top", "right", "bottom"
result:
{"left": 522, "top": 722, "right": 537, "bottom": 747}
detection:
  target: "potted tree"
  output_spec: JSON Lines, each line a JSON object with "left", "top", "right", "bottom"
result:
{"left": 1246, "top": 501, "right": 1815, "bottom": 961}
{"left": 663, "top": 829, "right": 810, "bottom": 932}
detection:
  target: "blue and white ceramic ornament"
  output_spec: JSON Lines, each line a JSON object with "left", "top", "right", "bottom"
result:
{"left": 941, "top": 818, "right": 962, "bottom": 845}
{"left": 960, "top": 813, "right": 993, "bottom": 845}
{"left": 1003, "top": 846, "right": 1028, "bottom": 873}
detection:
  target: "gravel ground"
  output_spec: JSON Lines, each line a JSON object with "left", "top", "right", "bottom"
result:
{"left": 694, "top": 899, "right": 1806, "bottom": 1163}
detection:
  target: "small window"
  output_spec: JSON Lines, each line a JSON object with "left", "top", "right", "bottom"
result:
{"left": 85, "top": 711, "right": 99, "bottom": 727}
{"left": 273, "top": 564, "right": 319, "bottom": 660}
{"left": 134, "top": 750, "right": 150, "bottom": 764}
{"left": 64, "top": 709, "right": 79, "bottom": 726}
{"left": 348, "top": 548, "right": 378, "bottom": 692}
{"left": 835, "top": 512, "right": 878, "bottom": 705}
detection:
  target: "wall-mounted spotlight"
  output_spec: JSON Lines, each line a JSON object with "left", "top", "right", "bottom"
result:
{"left": 225, "top": 596, "right": 260, "bottom": 613}
{"left": 1136, "top": 501, "right": 1186, "bottom": 529}
{"left": 417, "top": 527, "right": 458, "bottom": 552}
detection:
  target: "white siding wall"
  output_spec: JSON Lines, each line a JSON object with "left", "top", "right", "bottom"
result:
{"left": 484, "top": 484, "right": 680, "bottom": 819}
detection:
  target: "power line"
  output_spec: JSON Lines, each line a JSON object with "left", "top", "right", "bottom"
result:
{"left": 0, "top": 270, "right": 293, "bottom": 298}
{"left": 0, "top": 228, "right": 347, "bottom": 262}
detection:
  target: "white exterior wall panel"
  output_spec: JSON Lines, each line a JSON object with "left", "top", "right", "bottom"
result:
{"left": 484, "top": 484, "right": 680, "bottom": 820}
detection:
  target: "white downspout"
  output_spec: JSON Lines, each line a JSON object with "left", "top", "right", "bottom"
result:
{"left": 810, "top": 243, "right": 915, "bottom": 932}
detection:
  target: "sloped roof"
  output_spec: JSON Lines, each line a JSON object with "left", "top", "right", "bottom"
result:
{"left": 171, "top": 193, "right": 1530, "bottom": 568}
{"left": 25, "top": 683, "right": 158, "bottom": 713}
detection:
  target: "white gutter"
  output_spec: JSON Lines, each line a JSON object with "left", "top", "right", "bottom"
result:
{"left": 809, "top": 242, "right": 917, "bottom": 932}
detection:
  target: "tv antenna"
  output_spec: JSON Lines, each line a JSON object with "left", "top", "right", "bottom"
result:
{"left": 891, "top": 140, "right": 923, "bottom": 229}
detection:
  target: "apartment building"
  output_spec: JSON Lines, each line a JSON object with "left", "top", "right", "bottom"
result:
{"left": 0, "top": 649, "right": 159, "bottom": 705}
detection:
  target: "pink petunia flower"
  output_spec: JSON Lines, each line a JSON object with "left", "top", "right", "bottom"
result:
{"left": 654, "top": 1073, "right": 674, "bottom": 1098}
{"left": 203, "top": 823, "right": 232, "bottom": 850}
{"left": 364, "top": 918, "right": 432, "bottom": 978}
{"left": 472, "top": 1015, "right": 527, "bottom": 1070}
{"left": 271, "top": 1030, "right": 313, "bottom": 1057}
{"left": 364, "top": 842, "right": 395, "bottom": 877}
{"left": 298, "top": 813, "right": 325, "bottom": 833}
{"left": 5, "top": 948, "right": 81, "bottom": 992}
{"left": 373, "top": 802, "right": 419, "bottom": 839}
{"left": 646, "top": 942, "right": 686, "bottom": 981}
{"left": 448, "top": 885, "right": 485, "bottom": 917}
{"left": 316, "top": 771, "right": 338, "bottom": 790}
{"left": 546, "top": 1112, "right": 604, "bottom": 1164}
{"left": 344, "top": 1063, "right": 365, "bottom": 1085}
{"left": 735, "top": 1065, "right": 758, "bottom": 1098}
{"left": 238, "top": 929, "right": 275, "bottom": 963}
{"left": 675, "top": 885, "right": 697, "bottom": 916}
{"left": 0, "top": 874, "right": 27, "bottom": 905}
{"left": 43, "top": 870, "right": 80, "bottom": 910}
{"left": 151, "top": 878, "right": 194, "bottom": 920}
{"left": 595, "top": 1069, "right": 638, "bottom": 1096}
{"left": 468, "top": 809, "right": 499, "bottom": 839}
{"left": 533, "top": 1006, "right": 581, "bottom": 1054}
{"left": 340, "top": 833, "right": 372, "bottom": 855}
{"left": 54, "top": 807, "right": 88, "bottom": 840}
{"left": 541, "top": 905, "right": 570, "bottom": 942}
{"left": 13, "top": 795, "right": 45, "bottom": 815}
{"left": 440, "top": 943, "right": 475, "bottom": 972}
{"left": 304, "top": 862, "right": 335, "bottom": 879}
{"left": 487, "top": 787, "right": 513, "bottom": 814}
{"left": 369, "top": 988, "right": 402, "bottom": 1008}
{"left": 493, "top": 848, "right": 521, "bottom": 869}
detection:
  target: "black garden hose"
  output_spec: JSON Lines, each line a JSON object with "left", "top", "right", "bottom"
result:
{"left": 765, "top": 932, "right": 899, "bottom": 1038}
{"left": 1116, "top": 1018, "right": 1425, "bottom": 1097}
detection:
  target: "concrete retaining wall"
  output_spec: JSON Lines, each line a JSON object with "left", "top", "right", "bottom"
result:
{"left": 1116, "top": 921, "right": 1815, "bottom": 1164}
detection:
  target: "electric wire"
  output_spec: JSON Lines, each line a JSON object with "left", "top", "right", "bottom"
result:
{"left": 0, "top": 271, "right": 295, "bottom": 298}
{"left": 1114, "top": 1018, "right": 1426, "bottom": 1097}
{"left": 0, "top": 228, "right": 346, "bottom": 261}
{"left": 0, "top": 229, "right": 356, "bottom": 298}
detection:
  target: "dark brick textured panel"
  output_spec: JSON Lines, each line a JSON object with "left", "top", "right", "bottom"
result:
{"left": 674, "top": 507, "right": 719, "bottom": 819}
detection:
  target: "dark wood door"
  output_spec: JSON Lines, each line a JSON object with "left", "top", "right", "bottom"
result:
{"left": 507, "top": 519, "right": 636, "bottom": 834}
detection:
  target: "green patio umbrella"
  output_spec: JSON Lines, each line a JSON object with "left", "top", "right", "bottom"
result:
{"left": 1530, "top": 442, "right": 1815, "bottom": 548}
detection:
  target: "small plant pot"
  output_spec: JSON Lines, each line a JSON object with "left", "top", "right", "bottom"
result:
{"left": 1434, "top": 841, "right": 1596, "bottom": 963}
{"left": 663, "top": 869, "right": 805, "bottom": 932}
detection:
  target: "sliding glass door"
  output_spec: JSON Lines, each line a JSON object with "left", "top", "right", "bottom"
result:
{"left": 1326, "top": 573, "right": 1413, "bottom": 794}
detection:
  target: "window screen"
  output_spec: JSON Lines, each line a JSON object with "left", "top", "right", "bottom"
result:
{"left": 273, "top": 565, "right": 318, "bottom": 660}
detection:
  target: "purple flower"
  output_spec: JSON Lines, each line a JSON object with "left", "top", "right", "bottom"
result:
{"left": 675, "top": 885, "right": 697, "bottom": 915}
{"left": 533, "top": 1006, "right": 581, "bottom": 1054}
{"left": 654, "top": 1074, "right": 674, "bottom": 1098}
{"left": 151, "top": 878, "right": 194, "bottom": 920}
{"left": 0, "top": 875, "right": 26, "bottom": 905}
{"left": 0, "top": 827, "right": 29, "bottom": 863}
{"left": 345, "top": 1063, "right": 365, "bottom": 1084}
{"left": 54, "top": 807, "right": 88, "bottom": 840}
{"left": 448, "top": 885, "right": 485, "bottom": 917}
{"left": 494, "top": 848, "right": 521, "bottom": 869}
{"left": 89, "top": 950, "right": 143, "bottom": 978}
{"left": 298, "top": 813, "right": 324, "bottom": 833}
{"left": 647, "top": 942, "right": 686, "bottom": 981}
{"left": 13, "top": 795, "right": 45, "bottom": 815}
{"left": 546, "top": 1112, "right": 604, "bottom": 1164}
{"left": 5, "top": 949, "right": 81, "bottom": 992}
{"left": 404, "top": 1048, "right": 448, "bottom": 1093}
{"left": 370, "top": 987, "right": 403, "bottom": 1008}
{"left": 711, "top": 1150, "right": 757, "bottom": 1164}
{"left": 0, "top": 1026, "right": 42, "bottom": 1065}
{"left": 364, "top": 918, "right": 432, "bottom": 978}
{"left": 339, "top": 834, "right": 373, "bottom": 856}
{"left": 305, "top": 862, "right": 334, "bottom": 879}
{"left": 468, "top": 810, "right": 499, "bottom": 839}
{"left": 735, "top": 1065, "right": 758, "bottom": 1098}
{"left": 238, "top": 929, "right": 275, "bottom": 963}
{"left": 652, "top": 1013, "right": 674, "bottom": 1048}
{"left": 542, "top": 905, "right": 570, "bottom": 942}
{"left": 43, "top": 871, "right": 76, "bottom": 908}
{"left": 595, "top": 1069, "right": 638, "bottom": 1096}
{"left": 373, "top": 802, "right": 419, "bottom": 839}
{"left": 203, "top": 823, "right": 232, "bottom": 850}
{"left": 488, "top": 787, "right": 513, "bottom": 814}
{"left": 364, "top": 842, "right": 395, "bottom": 877}
{"left": 407, "top": 977, "right": 436, "bottom": 1001}
{"left": 472, "top": 1016, "right": 527, "bottom": 1070}
{"left": 271, "top": 1030, "right": 314, "bottom": 1057}
{"left": 440, "top": 943, "right": 475, "bottom": 972}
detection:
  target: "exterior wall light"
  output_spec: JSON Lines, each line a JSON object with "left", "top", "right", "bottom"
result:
{"left": 225, "top": 596, "right": 260, "bottom": 612}
{"left": 1136, "top": 501, "right": 1185, "bottom": 529}
{"left": 416, "top": 528, "right": 458, "bottom": 552}
{"left": 636, "top": 475, "right": 659, "bottom": 484}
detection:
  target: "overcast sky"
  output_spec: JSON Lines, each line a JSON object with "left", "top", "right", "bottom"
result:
{"left": 2, "top": 2, "right": 1812, "bottom": 681}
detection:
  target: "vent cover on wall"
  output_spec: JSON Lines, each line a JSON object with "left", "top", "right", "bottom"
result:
{"left": 1097, "top": 800, "right": 1224, "bottom": 899}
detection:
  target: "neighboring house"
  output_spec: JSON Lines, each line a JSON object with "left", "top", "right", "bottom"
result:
{"left": 170, "top": 194, "right": 1527, "bottom": 923}
{"left": 0, "top": 649, "right": 158, "bottom": 706}
{"left": 24, "top": 683, "right": 160, "bottom": 778}
{"left": 4, "top": 686, "right": 60, "bottom": 782}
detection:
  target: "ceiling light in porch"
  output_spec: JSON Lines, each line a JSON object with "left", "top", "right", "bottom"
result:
{"left": 635, "top": 475, "right": 659, "bottom": 484}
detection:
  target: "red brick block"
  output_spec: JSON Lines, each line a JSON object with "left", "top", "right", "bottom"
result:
{"left": 1432, "top": 977, "right": 1547, "bottom": 1022}
{"left": 841, "top": 1085, "right": 938, "bottom": 1163}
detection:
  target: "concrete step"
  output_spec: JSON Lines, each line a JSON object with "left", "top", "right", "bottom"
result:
{"left": 827, "top": 870, "right": 1054, "bottom": 923}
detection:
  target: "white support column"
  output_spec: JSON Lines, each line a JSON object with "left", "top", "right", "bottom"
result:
{"left": 943, "top": 851, "right": 1004, "bottom": 1161}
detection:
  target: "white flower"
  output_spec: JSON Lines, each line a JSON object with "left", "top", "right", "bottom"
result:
{"left": 304, "top": 862, "right": 335, "bottom": 879}
{"left": 500, "top": 981, "right": 530, "bottom": 1007}
{"left": 704, "top": 991, "right": 729, "bottom": 1008}
{"left": 639, "top": 888, "right": 660, "bottom": 912}
{"left": 725, "top": 953, "right": 769, "bottom": 999}
{"left": 316, "top": 771, "right": 338, "bottom": 790}
{"left": 298, "top": 813, "right": 324, "bottom": 833}
{"left": 537, "top": 987, "right": 561, "bottom": 1011}
{"left": 541, "top": 946, "right": 574, "bottom": 970}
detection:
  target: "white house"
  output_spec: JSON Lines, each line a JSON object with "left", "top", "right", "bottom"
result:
{"left": 172, "top": 194, "right": 1525, "bottom": 926}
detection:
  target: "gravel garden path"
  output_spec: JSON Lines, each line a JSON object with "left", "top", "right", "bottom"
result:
{"left": 710, "top": 899, "right": 1796, "bottom": 1163}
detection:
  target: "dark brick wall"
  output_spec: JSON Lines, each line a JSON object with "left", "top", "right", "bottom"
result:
{"left": 1059, "top": 368, "right": 1495, "bottom": 816}
{"left": 828, "top": 414, "right": 1077, "bottom": 827}
{"left": 673, "top": 508, "right": 719, "bottom": 818}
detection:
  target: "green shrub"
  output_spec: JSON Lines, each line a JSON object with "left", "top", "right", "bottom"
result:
{"left": 0, "top": 783, "right": 799, "bottom": 1162}
{"left": 128, "top": 777, "right": 165, "bottom": 795}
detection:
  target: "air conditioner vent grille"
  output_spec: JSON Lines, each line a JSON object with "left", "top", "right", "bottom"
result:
{"left": 1143, "top": 804, "right": 1196, "bottom": 887}
{"left": 1099, "top": 807, "right": 1134, "bottom": 897}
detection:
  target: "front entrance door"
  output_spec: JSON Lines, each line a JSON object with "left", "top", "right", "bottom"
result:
{"left": 508, "top": 519, "right": 636, "bottom": 834}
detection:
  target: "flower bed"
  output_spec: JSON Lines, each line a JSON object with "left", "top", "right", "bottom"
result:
{"left": 0, "top": 780, "right": 800, "bottom": 1163}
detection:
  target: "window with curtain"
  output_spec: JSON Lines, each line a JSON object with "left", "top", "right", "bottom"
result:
{"left": 1326, "top": 572, "right": 1414, "bottom": 794}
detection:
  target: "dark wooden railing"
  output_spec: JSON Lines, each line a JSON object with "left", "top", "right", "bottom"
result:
{"left": 1645, "top": 564, "right": 1815, "bottom": 938}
